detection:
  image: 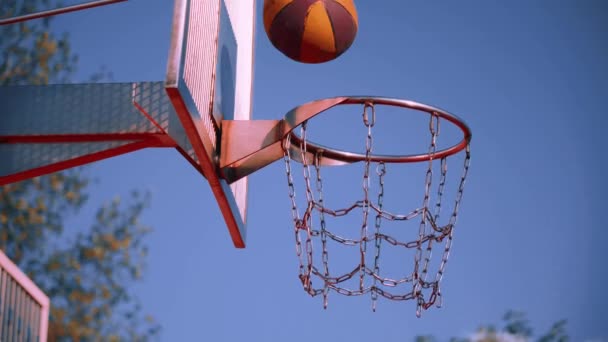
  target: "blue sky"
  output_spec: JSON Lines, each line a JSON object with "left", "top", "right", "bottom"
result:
{"left": 50, "top": 0, "right": 607, "bottom": 341}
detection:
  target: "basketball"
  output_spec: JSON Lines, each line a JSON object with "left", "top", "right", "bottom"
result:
{"left": 263, "top": 0, "right": 358, "bottom": 63}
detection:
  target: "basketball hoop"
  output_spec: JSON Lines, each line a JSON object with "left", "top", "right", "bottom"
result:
{"left": 281, "top": 96, "right": 471, "bottom": 316}
{"left": 0, "top": 0, "right": 475, "bottom": 320}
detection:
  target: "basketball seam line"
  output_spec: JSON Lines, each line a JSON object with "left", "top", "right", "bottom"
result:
{"left": 303, "top": 2, "right": 317, "bottom": 60}
{"left": 270, "top": 2, "right": 293, "bottom": 34}
{"left": 323, "top": 2, "right": 339, "bottom": 54}
{"left": 330, "top": 0, "right": 357, "bottom": 28}
{"left": 269, "top": 1, "right": 298, "bottom": 59}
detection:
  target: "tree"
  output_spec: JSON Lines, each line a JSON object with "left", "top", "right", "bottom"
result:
{"left": 0, "top": 1, "right": 75, "bottom": 85}
{"left": 415, "top": 311, "right": 569, "bottom": 342}
{"left": 1, "top": 1, "right": 159, "bottom": 340}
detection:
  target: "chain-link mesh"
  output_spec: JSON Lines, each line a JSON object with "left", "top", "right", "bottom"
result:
{"left": 282, "top": 101, "right": 471, "bottom": 316}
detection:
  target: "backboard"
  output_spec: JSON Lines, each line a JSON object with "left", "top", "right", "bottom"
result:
{"left": 0, "top": 0, "right": 255, "bottom": 248}
{"left": 165, "top": 0, "right": 255, "bottom": 248}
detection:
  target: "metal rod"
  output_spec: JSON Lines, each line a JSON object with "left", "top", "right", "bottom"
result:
{"left": 0, "top": 0, "right": 127, "bottom": 26}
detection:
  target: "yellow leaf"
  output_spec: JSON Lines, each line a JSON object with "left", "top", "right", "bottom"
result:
{"left": 14, "top": 215, "right": 26, "bottom": 226}
{"left": 29, "top": 213, "right": 44, "bottom": 225}
{"left": 70, "top": 258, "right": 81, "bottom": 271}
{"left": 52, "top": 307, "right": 66, "bottom": 321}
{"left": 69, "top": 291, "right": 79, "bottom": 302}
{"left": 84, "top": 247, "right": 105, "bottom": 260}
{"left": 16, "top": 198, "right": 27, "bottom": 210}
{"left": 84, "top": 248, "right": 96, "bottom": 259}
{"left": 82, "top": 292, "right": 94, "bottom": 304}
{"left": 65, "top": 191, "right": 77, "bottom": 201}
{"left": 50, "top": 174, "right": 62, "bottom": 191}
{"left": 110, "top": 241, "right": 120, "bottom": 251}
{"left": 120, "top": 236, "right": 132, "bottom": 249}
{"left": 95, "top": 247, "right": 105, "bottom": 259}
{"left": 102, "top": 286, "right": 111, "bottom": 299}
{"left": 47, "top": 261, "right": 61, "bottom": 271}
{"left": 36, "top": 197, "right": 47, "bottom": 211}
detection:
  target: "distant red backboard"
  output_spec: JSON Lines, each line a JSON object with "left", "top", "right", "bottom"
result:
{"left": 0, "top": 250, "right": 49, "bottom": 342}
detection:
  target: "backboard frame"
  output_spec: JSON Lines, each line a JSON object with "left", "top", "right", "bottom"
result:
{"left": 165, "top": 0, "right": 255, "bottom": 248}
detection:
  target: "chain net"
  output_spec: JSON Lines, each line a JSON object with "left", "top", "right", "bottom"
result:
{"left": 282, "top": 102, "right": 471, "bottom": 316}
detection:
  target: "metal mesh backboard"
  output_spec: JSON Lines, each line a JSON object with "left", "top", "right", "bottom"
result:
{"left": 0, "top": 0, "right": 255, "bottom": 247}
{"left": 165, "top": 0, "right": 255, "bottom": 247}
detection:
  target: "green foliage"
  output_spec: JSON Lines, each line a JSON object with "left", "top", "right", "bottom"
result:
{"left": 0, "top": 171, "right": 87, "bottom": 266}
{"left": 0, "top": 0, "right": 77, "bottom": 85}
{"left": 415, "top": 311, "right": 569, "bottom": 342}
{"left": 1, "top": 173, "right": 160, "bottom": 341}
{"left": 503, "top": 310, "right": 533, "bottom": 338}
{"left": 1, "top": 1, "right": 159, "bottom": 340}
{"left": 41, "top": 190, "right": 159, "bottom": 340}
{"left": 415, "top": 336, "right": 437, "bottom": 342}
{"left": 537, "top": 320, "right": 568, "bottom": 342}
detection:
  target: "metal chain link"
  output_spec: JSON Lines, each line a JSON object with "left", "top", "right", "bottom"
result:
{"left": 282, "top": 102, "right": 471, "bottom": 316}
{"left": 314, "top": 151, "right": 331, "bottom": 308}
{"left": 299, "top": 122, "right": 315, "bottom": 295}
{"left": 284, "top": 125, "right": 314, "bottom": 294}
{"left": 282, "top": 134, "right": 304, "bottom": 285}
{"left": 434, "top": 157, "right": 448, "bottom": 222}
{"left": 433, "top": 144, "right": 471, "bottom": 306}
{"left": 414, "top": 113, "right": 439, "bottom": 317}
{"left": 371, "top": 162, "right": 385, "bottom": 311}
{"left": 360, "top": 102, "right": 375, "bottom": 292}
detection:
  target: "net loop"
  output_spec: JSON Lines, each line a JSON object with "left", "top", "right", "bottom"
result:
{"left": 282, "top": 99, "right": 471, "bottom": 316}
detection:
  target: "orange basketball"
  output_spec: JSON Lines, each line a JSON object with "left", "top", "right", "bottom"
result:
{"left": 263, "top": 0, "right": 358, "bottom": 63}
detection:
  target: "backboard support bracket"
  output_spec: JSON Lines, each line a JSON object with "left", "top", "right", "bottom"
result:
{"left": 219, "top": 120, "right": 282, "bottom": 182}
{"left": 219, "top": 97, "right": 350, "bottom": 183}
{"left": 166, "top": 86, "right": 247, "bottom": 248}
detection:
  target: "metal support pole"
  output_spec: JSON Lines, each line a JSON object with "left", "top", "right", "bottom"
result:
{"left": 0, "top": 0, "right": 127, "bottom": 26}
